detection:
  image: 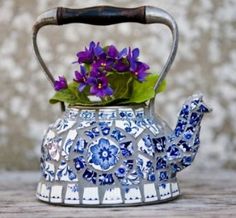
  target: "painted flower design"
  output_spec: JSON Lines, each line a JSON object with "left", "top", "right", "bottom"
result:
{"left": 88, "top": 138, "right": 119, "bottom": 171}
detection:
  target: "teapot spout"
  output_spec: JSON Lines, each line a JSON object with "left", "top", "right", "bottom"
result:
{"left": 165, "top": 93, "right": 211, "bottom": 173}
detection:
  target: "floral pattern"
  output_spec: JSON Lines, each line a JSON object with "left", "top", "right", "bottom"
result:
{"left": 88, "top": 138, "right": 120, "bottom": 171}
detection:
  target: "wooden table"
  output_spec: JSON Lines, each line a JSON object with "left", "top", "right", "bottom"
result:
{"left": 0, "top": 168, "right": 235, "bottom": 218}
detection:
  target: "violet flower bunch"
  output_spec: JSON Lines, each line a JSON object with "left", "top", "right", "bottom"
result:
{"left": 51, "top": 41, "right": 166, "bottom": 106}
{"left": 54, "top": 41, "right": 150, "bottom": 98}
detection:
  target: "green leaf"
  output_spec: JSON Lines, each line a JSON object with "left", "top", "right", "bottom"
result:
{"left": 49, "top": 82, "right": 89, "bottom": 105}
{"left": 107, "top": 72, "right": 133, "bottom": 102}
{"left": 49, "top": 73, "right": 166, "bottom": 106}
{"left": 121, "top": 74, "right": 166, "bottom": 104}
{"left": 49, "top": 73, "right": 133, "bottom": 106}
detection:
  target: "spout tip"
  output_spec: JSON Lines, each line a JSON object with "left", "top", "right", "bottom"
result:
{"left": 186, "top": 93, "right": 212, "bottom": 113}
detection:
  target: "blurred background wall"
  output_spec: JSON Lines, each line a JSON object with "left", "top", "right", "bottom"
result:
{"left": 0, "top": 0, "right": 235, "bottom": 170}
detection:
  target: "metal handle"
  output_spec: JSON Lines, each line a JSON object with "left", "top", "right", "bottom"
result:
{"left": 32, "top": 6, "right": 178, "bottom": 111}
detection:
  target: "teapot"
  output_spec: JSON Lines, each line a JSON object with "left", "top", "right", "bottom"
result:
{"left": 33, "top": 5, "right": 211, "bottom": 206}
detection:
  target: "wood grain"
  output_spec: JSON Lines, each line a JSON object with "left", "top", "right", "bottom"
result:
{"left": 0, "top": 168, "right": 235, "bottom": 218}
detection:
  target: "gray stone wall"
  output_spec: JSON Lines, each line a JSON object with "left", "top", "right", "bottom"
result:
{"left": 0, "top": 0, "right": 235, "bottom": 170}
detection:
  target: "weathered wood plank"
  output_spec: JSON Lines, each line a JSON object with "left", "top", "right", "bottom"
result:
{"left": 0, "top": 168, "right": 235, "bottom": 218}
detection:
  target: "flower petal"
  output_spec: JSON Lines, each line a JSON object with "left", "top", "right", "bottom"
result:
{"left": 104, "top": 86, "right": 113, "bottom": 96}
{"left": 99, "top": 138, "right": 110, "bottom": 147}
{"left": 91, "top": 154, "right": 100, "bottom": 165}
{"left": 90, "top": 86, "right": 99, "bottom": 95}
{"left": 118, "top": 48, "right": 127, "bottom": 58}
{"left": 132, "top": 48, "right": 140, "bottom": 59}
{"left": 78, "top": 83, "right": 86, "bottom": 92}
{"left": 107, "top": 45, "right": 118, "bottom": 58}
{"left": 102, "top": 159, "right": 110, "bottom": 170}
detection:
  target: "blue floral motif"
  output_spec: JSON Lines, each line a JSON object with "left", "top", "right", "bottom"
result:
{"left": 127, "top": 170, "right": 140, "bottom": 185}
{"left": 124, "top": 159, "right": 134, "bottom": 170}
{"left": 41, "top": 161, "right": 55, "bottom": 181}
{"left": 180, "top": 105, "right": 189, "bottom": 120}
{"left": 70, "top": 184, "right": 79, "bottom": 193}
{"left": 120, "top": 141, "right": 133, "bottom": 157}
{"left": 74, "top": 138, "right": 87, "bottom": 153}
{"left": 136, "top": 155, "right": 156, "bottom": 182}
{"left": 111, "top": 129, "right": 126, "bottom": 142}
{"left": 135, "top": 116, "right": 146, "bottom": 128}
{"left": 83, "top": 168, "right": 97, "bottom": 184}
{"left": 159, "top": 171, "right": 168, "bottom": 181}
{"left": 73, "top": 156, "right": 86, "bottom": 171}
{"left": 88, "top": 138, "right": 120, "bottom": 171}
{"left": 167, "top": 145, "right": 182, "bottom": 160}
{"left": 156, "top": 156, "right": 167, "bottom": 170}
{"left": 115, "top": 160, "right": 139, "bottom": 186}
{"left": 123, "top": 120, "right": 139, "bottom": 134}
{"left": 56, "top": 160, "right": 77, "bottom": 181}
{"left": 175, "top": 120, "right": 187, "bottom": 137}
{"left": 190, "top": 112, "right": 201, "bottom": 127}
{"left": 153, "top": 136, "right": 166, "bottom": 152}
{"left": 135, "top": 108, "right": 144, "bottom": 119}
{"left": 99, "top": 121, "right": 111, "bottom": 136}
{"left": 98, "top": 110, "right": 116, "bottom": 119}
{"left": 115, "top": 165, "right": 127, "bottom": 179}
{"left": 138, "top": 135, "right": 155, "bottom": 156}
{"left": 183, "top": 127, "right": 194, "bottom": 141}
{"left": 148, "top": 173, "right": 156, "bottom": 182}
{"left": 170, "top": 163, "right": 182, "bottom": 174}
{"left": 62, "top": 138, "right": 73, "bottom": 158}
{"left": 65, "top": 108, "right": 79, "bottom": 120}
{"left": 80, "top": 110, "right": 95, "bottom": 119}
{"left": 98, "top": 173, "right": 114, "bottom": 185}
{"left": 119, "top": 110, "right": 134, "bottom": 119}
{"left": 55, "top": 119, "right": 69, "bottom": 131}
{"left": 181, "top": 156, "right": 192, "bottom": 167}
{"left": 85, "top": 127, "right": 100, "bottom": 139}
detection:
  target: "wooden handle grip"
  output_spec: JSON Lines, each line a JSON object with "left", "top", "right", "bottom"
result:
{"left": 57, "top": 6, "right": 146, "bottom": 25}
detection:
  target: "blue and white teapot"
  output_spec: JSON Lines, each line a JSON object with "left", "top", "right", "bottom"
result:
{"left": 33, "top": 5, "right": 211, "bottom": 206}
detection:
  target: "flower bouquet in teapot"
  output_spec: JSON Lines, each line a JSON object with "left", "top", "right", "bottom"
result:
{"left": 51, "top": 41, "right": 166, "bottom": 106}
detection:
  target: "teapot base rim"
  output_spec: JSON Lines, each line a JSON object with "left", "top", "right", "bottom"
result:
{"left": 36, "top": 180, "right": 180, "bottom": 207}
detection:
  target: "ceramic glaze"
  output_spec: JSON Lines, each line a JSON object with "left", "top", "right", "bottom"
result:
{"left": 36, "top": 94, "right": 211, "bottom": 206}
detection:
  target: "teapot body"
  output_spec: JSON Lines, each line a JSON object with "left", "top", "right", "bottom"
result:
{"left": 36, "top": 105, "right": 180, "bottom": 206}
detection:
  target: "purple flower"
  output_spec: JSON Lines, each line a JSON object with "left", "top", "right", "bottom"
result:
{"left": 92, "top": 53, "right": 113, "bottom": 72}
{"left": 90, "top": 69, "right": 106, "bottom": 78}
{"left": 114, "top": 58, "right": 129, "bottom": 72}
{"left": 92, "top": 45, "right": 128, "bottom": 73}
{"left": 130, "top": 61, "right": 150, "bottom": 82}
{"left": 76, "top": 41, "right": 104, "bottom": 64}
{"left": 74, "top": 66, "right": 88, "bottom": 92}
{"left": 128, "top": 47, "right": 150, "bottom": 81}
{"left": 127, "top": 47, "right": 139, "bottom": 63}
{"left": 88, "top": 75, "right": 113, "bottom": 97}
{"left": 107, "top": 45, "right": 119, "bottom": 59}
{"left": 113, "top": 48, "right": 129, "bottom": 72}
{"left": 54, "top": 76, "right": 68, "bottom": 91}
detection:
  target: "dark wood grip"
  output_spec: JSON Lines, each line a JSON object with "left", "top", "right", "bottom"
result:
{"left": 57, "top": 6, "right": 146, "bottom": 25}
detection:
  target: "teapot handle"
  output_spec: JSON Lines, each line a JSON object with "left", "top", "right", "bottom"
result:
{"left": 32, "top": 6, "right": 178, "bottom": 111}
